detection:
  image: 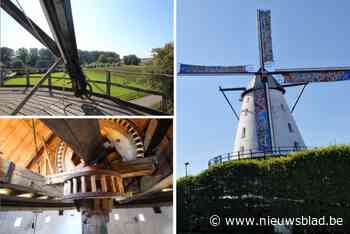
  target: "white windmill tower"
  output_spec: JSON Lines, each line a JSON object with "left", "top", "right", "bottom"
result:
{"left": 179, "top": 10, "right": 350, "bottom": 163}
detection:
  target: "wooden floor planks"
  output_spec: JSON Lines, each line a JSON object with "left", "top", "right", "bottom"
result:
{"left": 0, "top": 87, "right": 151, "bottom": 116}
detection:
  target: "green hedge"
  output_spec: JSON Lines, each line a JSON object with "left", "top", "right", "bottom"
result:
{"left": 177, "top": 145, "right": 350, "bottom": 233}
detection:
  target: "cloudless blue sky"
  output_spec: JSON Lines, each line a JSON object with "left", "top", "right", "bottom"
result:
{"left": 1, "top": 0, "right": 173, "bottom": 57}
{"left": 177, "top": 0, "right": 350, "bottom": 177}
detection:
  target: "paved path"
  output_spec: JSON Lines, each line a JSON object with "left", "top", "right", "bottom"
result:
{"left": 131, "top": 95, "right": 162, "bottom": 107}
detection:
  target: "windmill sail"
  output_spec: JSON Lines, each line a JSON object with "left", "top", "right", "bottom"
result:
{"left": 178, "top": 64, "right": 252, "bottom": 75}
{"left": 258, "top": 10, "right": 274, "bottom": 64}
{"left": 275, "top": 67, "right": 350, "bottom": 84}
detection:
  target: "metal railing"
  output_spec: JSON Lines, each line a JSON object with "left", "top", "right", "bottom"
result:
{"left": 208, "top": 146, "right": 308, "bottom": 166}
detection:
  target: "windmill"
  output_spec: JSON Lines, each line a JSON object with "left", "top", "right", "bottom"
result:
{"left": 179, "top": 10, "right": 350, "bottom": 162}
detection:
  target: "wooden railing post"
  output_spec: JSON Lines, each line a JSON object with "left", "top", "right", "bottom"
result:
{"left": 26, "top": 69, "right": 30, "bottom": 87}
{"left": 48, "top": 73, "right": 52, "bottom": 94}
{"left": 0, "top": 69, "right": 4, "bottom": 87}
{"left": 161, "top": 95, "right": 167, "bottom": 113}
{"left": 106, "top": 71, "right": 111, "bottom": 96}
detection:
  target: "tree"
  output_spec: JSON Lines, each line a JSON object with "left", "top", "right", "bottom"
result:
{"left": 97, "top": 54, "right": 109, "bottom": 64}
{"left": 38, "top": 48, "right": 55, "bottom": 66}
{"left": 146, "top": 42, "right": 174, "bottom": 112}
{"left": 97, "top": 52, "right": 121, "bottom": 65}
{"left": 28, "top": 48, "right": 39, "bottom": 67}
{"left": 0, "top": 47, "right": 14, "bottom": 66}
{"left": 148, "top": 42, "right": 173, "bottom": 74}
{"left": 16, "top": 48, "right": 29, "bottom": 65}
{"left": 123, "top": 54, "right": 141, "bottom": 65}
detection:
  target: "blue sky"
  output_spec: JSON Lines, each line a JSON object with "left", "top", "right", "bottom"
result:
{"left": 1, "top": 0, "right": 173, "bottom": 57}
{"left": 177, "top": 0, "right": 350, "bottom": 176}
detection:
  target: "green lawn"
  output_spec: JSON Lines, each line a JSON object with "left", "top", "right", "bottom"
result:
{"left": 4, "top": 68, "right": 163, "bottom": 101}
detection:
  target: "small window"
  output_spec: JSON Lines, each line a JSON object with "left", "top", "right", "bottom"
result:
{"left": 246, "top": 97, "right": 249, "bottom": 103}
{"left": 288, "top": 123, "right": 293, "bottom": 133}
{"left": 241, "top": 127, "right": 246, "bottom": 138}
{"left": 281, "top": 104, "right": 285, "bottom": 111}
{"left": 242, "top": 109, "right": 248, "bottom": 116}
{"left": 240, "top": 146, "right": 245, "bottom": 153}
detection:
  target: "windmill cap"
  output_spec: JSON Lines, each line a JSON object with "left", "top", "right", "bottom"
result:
{"left": 242, "top": 74, "right": 285, "bottom": 98}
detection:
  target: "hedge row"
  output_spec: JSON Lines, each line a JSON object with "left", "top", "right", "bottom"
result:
{"left": 177, "top": 145, "right": 350, "bottom": 233}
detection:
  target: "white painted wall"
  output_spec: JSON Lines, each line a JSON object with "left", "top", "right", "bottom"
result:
{"left": 0, "top": 206, "right": 172, "bottom": 234}
{"left": 234, "top": 85, "right": 305, "bottom": 158}
{"left": 233, "top": 91, "right": 258, "bottom": 153}
{"left": 269, "top": 89, "right": 305, "bottom": 149}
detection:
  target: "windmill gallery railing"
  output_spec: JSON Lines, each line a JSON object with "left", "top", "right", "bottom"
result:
{"left": 0, "top": 68, "right": 173, "bottom": 112}
{"left": 208, "top": 146, "right": 308, "bottom": 166}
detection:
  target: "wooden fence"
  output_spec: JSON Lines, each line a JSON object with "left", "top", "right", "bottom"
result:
{"left": 0, "top": 69, "right": 172, "bottom": 113}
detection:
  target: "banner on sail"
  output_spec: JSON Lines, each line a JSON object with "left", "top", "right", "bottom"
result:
{"left": 179, "top": 64, "right": 248, "bottom": 75}
{"left": 254, "top": 89, "right": 272, "bottom": 151}
{"left": 258, "top": 10, "right": 274, "bottom": 64}
{"left": 281, "top": 71, "right": 350, "bottom": 84}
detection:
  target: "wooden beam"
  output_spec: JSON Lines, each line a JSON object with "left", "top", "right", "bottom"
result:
{"left": 110, "top": 157, "right": 157, "bottom": 178}
{"left": 143, "top": 119, "right": 159, "bottom": 151}
{"left": 0, "top": 195, "right": 74, "bottom": 211}
{"left": 119, "top": 175, "right": 172, "bottom": 205}
{"left": 46, "top": 166, "right": 120, "bottom": 184}
{"left": 0, "top": 157, "right": 63, "bottom": 198}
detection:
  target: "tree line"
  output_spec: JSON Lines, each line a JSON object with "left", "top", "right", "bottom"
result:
{"left": 0, "top": 47, "right": 143, "bottom": 69}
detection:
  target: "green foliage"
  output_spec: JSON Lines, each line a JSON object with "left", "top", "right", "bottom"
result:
{"left": 123, "top": 54, "right": 141, "bottom": 65}
{"left": 145, "top": 42, "right": 174, "bottom": 112}
{"left": 0, "top": 47, "right": 14, "bottom": 66}
{"left": 96, "top": 52, "right": 120, "bottom": 65}
{"left": 16, "top": 48, "right": 29, "bottom": 64}
{"left": 28, "top": 48, "right": 39, "bottom": 67}
{"left": 147, "top": 42, "right": 173, "bottom": 75}
{"left": 177, "top": 145, "right": 350, "bottom": 233}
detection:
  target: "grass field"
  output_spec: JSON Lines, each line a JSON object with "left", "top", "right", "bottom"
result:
{"left": 4, "top": 68, "right": 164, "bottom": 101}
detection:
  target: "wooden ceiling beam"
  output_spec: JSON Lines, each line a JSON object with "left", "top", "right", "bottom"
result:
{"left": 110, "top": 156, "right": 157, "bottom": 178}
{"left": 0, "top": 157, "right": 63, "bottom": 198}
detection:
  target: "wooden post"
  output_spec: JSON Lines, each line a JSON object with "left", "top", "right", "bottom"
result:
{"left": 106, "top": 71, "right": 111, "bottom": 96}
{"left": 161, "top": 95, "right": 167, "bottom": 112}
{"left": 48, "top": 73, "right": 52, "bottom": 95}
{"left": 0, "top": 69, "right": 4, "bottom": 87}
{"left": 81, "top": 200, "right": 110, "bottom": 234}
{"left": 26, "top": 69, "right": 30, "bottom": 87}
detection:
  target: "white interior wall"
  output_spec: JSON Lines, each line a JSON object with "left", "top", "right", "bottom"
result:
{"left": 0, "top": 206, "right": 172, "bottom": 234}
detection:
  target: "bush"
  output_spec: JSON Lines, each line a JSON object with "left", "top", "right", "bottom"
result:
{"left": 177, "top": 145, "right": 350, "bottom": 233}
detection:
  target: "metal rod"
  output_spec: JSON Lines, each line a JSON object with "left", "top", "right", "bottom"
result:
{"left": 219, "top": 87, "right": 246, "bottom": 92}
{"left": 11, "top": 58, "right": 63, "bottom": 115}
{"left": 219, "top": 86, "right": 240, "bottom": 120}
{"left": 291, "top": 83, "right": 308, "bottom": 113}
